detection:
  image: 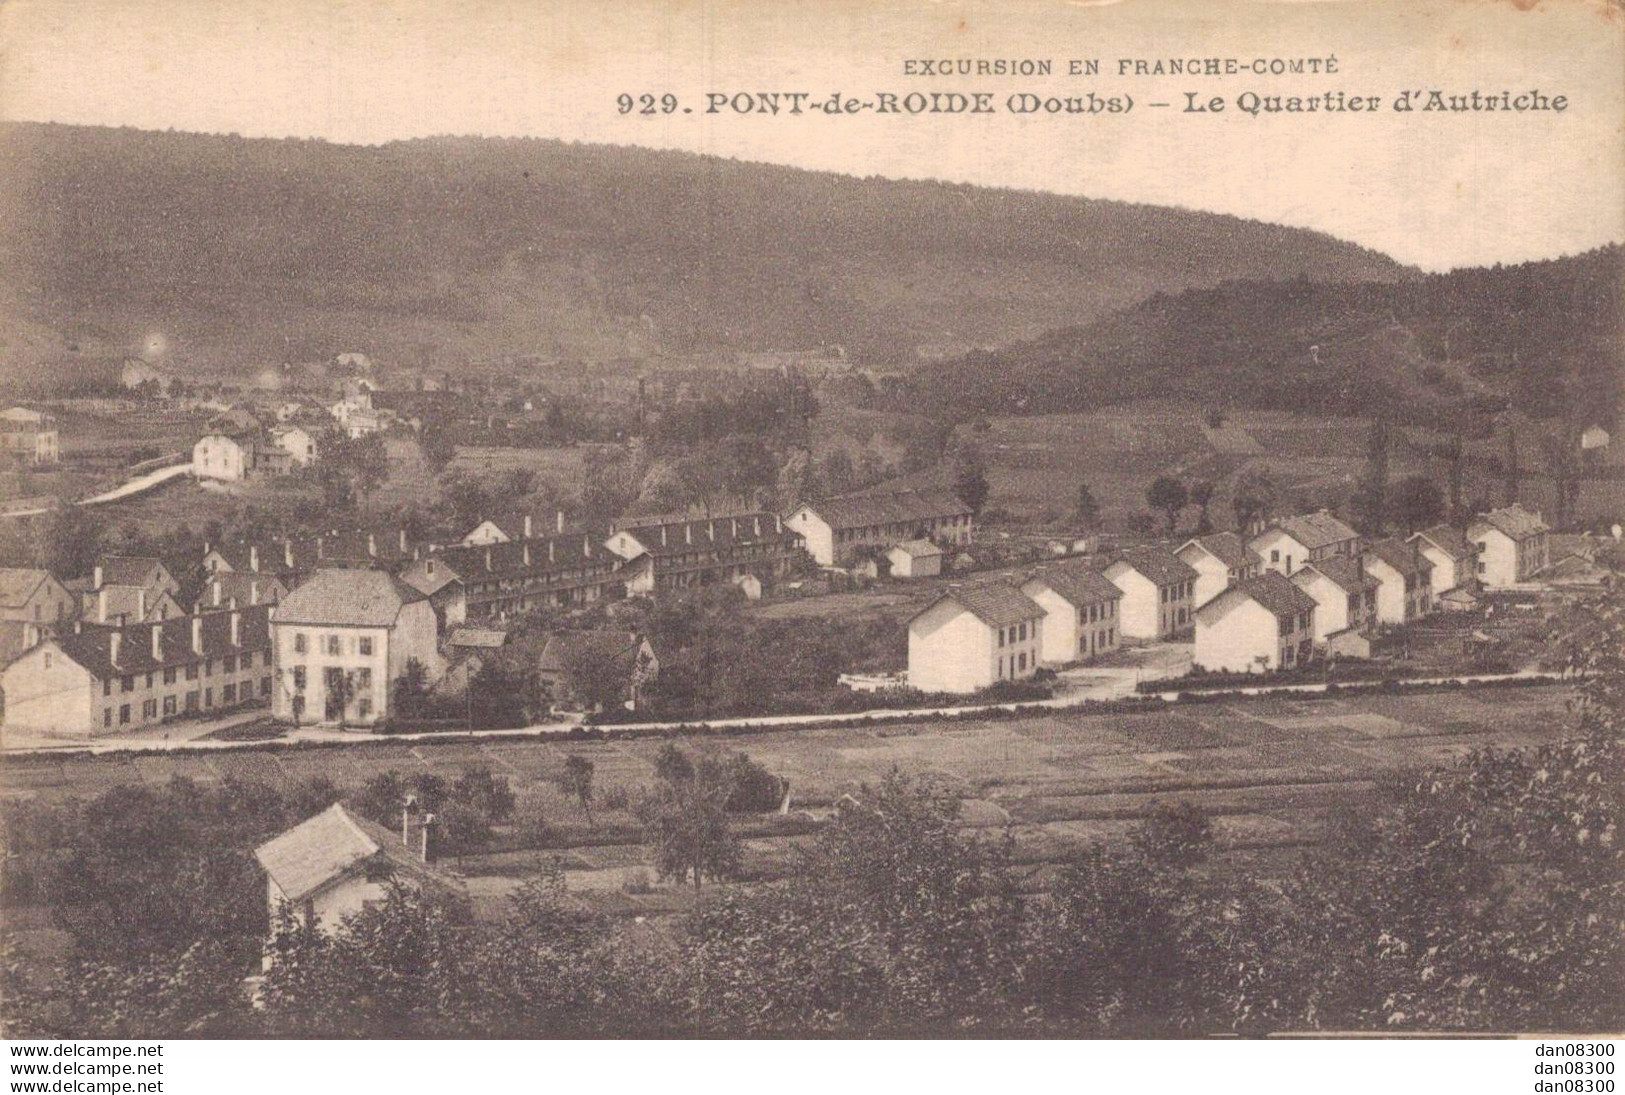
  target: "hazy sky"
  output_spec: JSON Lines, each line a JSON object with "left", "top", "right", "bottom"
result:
{"left": 2, "top": 0, "right": 1620, "bottom": 269}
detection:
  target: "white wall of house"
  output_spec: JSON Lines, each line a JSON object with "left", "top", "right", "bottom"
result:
{"left": 1291, "top": 570, "right": 1363, "bottom": 643}
{"left": 1021, "top": 583, "right": 1080, "bottom": 664}
{"left": 193, "top": 435, "right": 248, "bottom": 481}
{"left": 1412, "top": 539, "right": 1464, "bottom": 596}
{"left": 1363, "top": 558, "right": 1430, "bottom": 624}
{"left": 1468, "top": 526, "right": 1548, "bottom": 586}
{"left": 0, "top": 643, "right": 94, "bottom": 735}
{"left": 1176, "top": 546, "right": 1231, "bottom": 611}
{"left": 1249, "top": 530, "right": 1314, "bottom": 576}
{"left": 1194, "top": 600, "right": 1315, "bottom": 673}
{"left": 462, "top": 520, "right": 511, "bottom": 546}
{"left": 908, "top": 601, "right": 992, "bottom": 693}
{"left": 885, "top": 548, "right": 942, "bottom": 579}
{"left": 784, "top": 508, "right": 835, "bottom": 566}
{"left": 272, "top": 611, "right": 440, "bottom": 728}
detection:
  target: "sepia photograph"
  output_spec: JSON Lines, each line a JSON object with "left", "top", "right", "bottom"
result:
{"left": 0, "top": 0, "right": 1620, "bottom": 1075}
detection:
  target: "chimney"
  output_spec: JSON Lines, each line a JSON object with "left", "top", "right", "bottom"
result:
{"left": 249, "top": 580, "right": 260, "bottom": 606}
{"left": 151, "top": 623, "right": 162, "bottom": 661}
{"left": 137, "top": 589, "right": 146, "bottom": 620}
{"left": 317, "top": 537, "right": 325, "bottom": 560}
{"left": 212, "top": 582, "right": 223, "bottom": 607}
{"left": 284, "top": 540, "right": 294, "bottom": 569}
{"left": 97, "top": 589, "right": 108, "bottom": 623}
{"left": 74, "top": 620, "right": 82, "bottom": 634}
{"left": 548, "top": 540, "right": 555, "bottom": 563}
{"left": 191, "top": 614, "right": 203, "bottom": 655}
{"left": 774, "top": 515, "right": 782, "bottom": 532}
{"left": 484, "top": 548, "right": 493, "bottom": 571}
{"left": 685, "top": 524, "right": 693, "bottom": 545}
{"left": 731, "top": 517, "right": 738, "bottom": 538}
{"left": 109, "top": 631, "right": 122, "bottom": 668}
{"left": 660, "top": 526, "right": 667, "bottom": 547}
{"left": 556, "top": 510, "right": 565, "bottom": 534}
{"left": 399, "top": 528, "right": 409, "bottom": 554}
{"left": 367, "top": 533, "right": 377, "bottom": 557}
{"left": 523, "top": 543, "right": 531, "bottom": 567}
{"left": 583, "top": 535, "right": 591, "bottom": 559}
{"left": 523, "top": 515, "right": 533, "bottom": 539}
{"left": 230, "top": 610, "right": 240, "bottom": 647}
{"left": 754, "top": 516, "right": 762, "bottom": 536}
{"left": 93, "top": 565, "right": 103, "bottom": 589}
{"left": 708, "top": 520, "right": 716, "bottom": 542}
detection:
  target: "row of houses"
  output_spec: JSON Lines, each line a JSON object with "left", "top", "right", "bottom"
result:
{"left": 905, "top": 504, "right": 1554, "bottom": 693}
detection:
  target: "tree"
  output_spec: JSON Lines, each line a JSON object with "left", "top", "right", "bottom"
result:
{"left": 1189, "top": 480, "right": 1215, "bottom": 534}
{"left": 1074, "top": 483, "right": 1101, "bottom": 529}
{"left": 1146, "top": 476, "right": 1188, "bottom": 534}
{"left": 1387, "top": 475, "right": 1444, "bottom": 534}
{"left": 393, "top": 657, "right": 432, "bottom": 721}
{"left": 639, "top": 746, "right": 740, "bottom": 889}
{"left": 952, "top": 446, "right": 990, "bottom": 515}
{"left": 435, "top": 802, "right": 492, "bottom": 864}
{"left": 559, "top": 638, "right": 631, "bottom": 713}
{"left": 559, "top": 756, "right": 595, "bottom": 825}
{"left": 452, "top": 767, "right": 516, "bottom": 823}
{"left": 1231, "top": 469, "right": 1276, "bottom": 531}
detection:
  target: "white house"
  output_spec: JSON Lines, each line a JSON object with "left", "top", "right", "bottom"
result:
{"left": 1467, "top": 504, "right": 1550, "bottom": 587}
{"left": 1176, "top": 532, "right": 1262, "bottom": 610}
{"left": 1290, "top": 556, "right": 1379, "bottom": 645}
{"left": 784, "top": 489, "right": 972, "bottom": 568}
{"left": 268, "top": 424, "right": 318, "bottom": 466}
{"left": 1248, "top": 511, "right": 1361, "bottom": 577}
{"left": 254, "top": 803, "right": 464, "bottom": 967}
{"left": 270, "top": 568, "right": 444, "bottom": 727}
{"left": 885, "top": 539, "right": 944, "bottom": 579}
{"left": 193, "top": 433, "right": 253, "bottom": 481}
{"left": 1020, "top": 565, "right": 1122, "bottom": 665}
{"left": 1192, "top": 572, "right": 1318, "bottom": 673}
{"left": 1408, "top": 524, "right": 1477, "bottom": 598}
{"left": 1361, "top": 538, "right": 1433, "bottom": 625}
{"left": 1101, "top": 548, "right": 1198, "bottom": 640}
{"left": 907, "top": 584, "right": 1045, "bottom": 694}
{"left": 1580, "top": 425, "right": 1610, "bottom": 453}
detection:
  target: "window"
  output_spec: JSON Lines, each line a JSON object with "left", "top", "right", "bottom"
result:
{"left": 1017, "top": 623, "right": 1026, "bottom": 642}
{"left": 325, "top": 635, "right": 341, "bottom": 656}
{"left": 205, "top": 659, "right": 214, "bottom": 677}
{"left": 203, "top": 687, "right": 213, "bottom": 708}
{"left": 1271, "top": 549, "right": 1279, "bottom": 563}
{"left": 292, "top": 666, "right": 306, "bottom": 691}
{"left": 1018, "top": 652, "right": 1027, "bottom": 671}
{"left": 102, "top": 679, "right": 111, "bottom": 697}
{"left": 359, "top": 637, "right": 373, "bottom": 656}
{"left": 997, "top": 656, "right": 1004, "bottom": 678}
{"left": 43, "top": 653, "right": 51, "bottom": 670}
{"left": 356, "top": 667, "right": 372, "bottom": 692}
{"left": 294, "top": 633, "right": 308, "bottom": 654}
{"left": 142, "top": 699, "right": 157, "bottom": 719}
{"left": 103, "top": 708, "right": 112, "bottom": 728}
{"left": 185, "top": 664, "right": 198, "bottom": 681}
{"left": 163, "top": 666, "right": 176, "bottom": 685}
{"left": 224, "top": 655, "right": 236, "bottom": 673}
{"left": 186, "top": 691, "right": 199, "bottom": 712}
{"left": 121, "top": 675, "right": 134, "bottom": 693}
{"left": 119, "top": 704, "right": 130, "bottom": 725}
{"left": 163, "top": 695, "right": 177, "bottom": 716}
{"left": 223, "top": 683, "right": 236, "bottom": 704}
{"left": 997, "top": 627, "right": 1006, "bottom": 648}
{"left": 261, "top": 676, "right": 272, "bottom": 696}
{"left": 358, "top": 698, "right": 372, "bottom": 719}
{"left": 240, "top": 652, "right": 252, "bottom": 670}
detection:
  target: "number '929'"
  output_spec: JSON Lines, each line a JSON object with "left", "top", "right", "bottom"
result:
{"left": 617, "top": 94, "right": 681, "bottom": 115}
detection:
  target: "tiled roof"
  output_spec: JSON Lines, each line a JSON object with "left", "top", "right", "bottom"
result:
{"left": 538, "top": 630, "right": 643, "bottom": 673}
{"left": 617, "top": 513, "right": 798, "bottom": 558}
{"left": 1472, "top": 503, "right": 1549, "bottom": 541}
{"left": 1363, "top": 537, "right": 1432, "bottom": 579}
{"left": 199, "top": 572, "right": 288, "bottom": 610}
{"left": 1270, "top": 511, "right": 1360, "bottom": 550}
{"left": 97, "top": 556, "right": 166, "bottom": 588}
{"left": 1105, "top": 547, "right": 1199, "bottom": 587}
{"left": 0, "top": 568, "right": 50, "bottom": 609}
{"left": 888, "top": 539, "right": 943, "bottom": 559}
{"left": 1214, "top": 572, "right": 1319, "bottom": 621}
{"left": 255, "top": 804, "right": 379, "bottom": 903}
{"left": 919, "top": 584, "right": 1044, "bottom": 629}
{"left": 1178, "top": 532, "right": 1260, "bottom": 571}
{"left": 1024, "top": 562, "right": 1122, "bottom": 607}
{"left": 1411, "top": 524, "right": 1474, "bottom": 560}
{"left": 53, "top": 605, "right": 272, "bottom": 680}
{"left": 447, "top": 627, "right": 510, "bottom": 649}
{"left": 271, "top": 568, "right": 426, "bottom": 628}
{"left": 796, "top": 488, "right": 970, "bottom": 530}
{"left": 428, "top": 535, "right": 620, "bottom": 580}
{"left": 1294, "top": 555, "right": 1380, "bottom": 594}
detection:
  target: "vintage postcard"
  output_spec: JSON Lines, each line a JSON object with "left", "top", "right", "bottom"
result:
{"left": 0, "top": 0, "right": 1619, "bottom": 1056}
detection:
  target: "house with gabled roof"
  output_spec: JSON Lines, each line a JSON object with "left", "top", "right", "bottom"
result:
{"left": 0, "top": 605, "right": 273, "bottom": 737}
{"left": 1101, "top": 548, "right": 1198, "bottom": 640}
{"left": 536, "top": 630, "right": 660, "bottom": 711}
{"left": 908, "top": 584, "right": 1045, "bottom": 694}
{"left": 1408, "top": 524, "right": 1478, "bottom": 598}
{"left": 1193, "top": 572, "right": 1318, "bottom": 673}
{"left": 0, "top": 567, "right": 77, "bottom": 627}
{"left": 1248, "top": 511, "right": 1361, "bottom": 577}
{"left": 884, "top": 539, "right": 944, "bottom": 580}
{"left": 1290, "top": 555, "right": 1379, "bottom": 644}
{"left": 1176, "top": 532, "right": 1262, "bottom": 610}
{"left": 1362, "top": 538, "right": 1434, "bottom": 624}
{"left": 255, "top": 803, "right": 466, "bottom": 965}
{"left": 1020, "top": 563, "right": 1122, "bottom": 664}
{"left": 604, "top": 512, "right": 802, "bottom": 594}
{"left": 270, "top": 568, "right": 443, "bottom": 727}
{"left": 399, "top": 534, "right": 624, "bottom": 622}
{"left": 78, "top": 556, "right": 184, "bottom": 625}
{"left": 785, "top": 488, "right": 972, "bottom": 567}
{"left": 1467, "top": 504, "right": 1550, "bottom": 587}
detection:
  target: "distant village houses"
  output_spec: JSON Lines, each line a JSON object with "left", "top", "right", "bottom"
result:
{"left": 0, "top": 407, "right": 60, "bottom": 465}
{"left": 785, "top": 489, "right": 972, "bottom": 568}
{"left": 1467, "top": 503, "right": 1550, "bottom": 587}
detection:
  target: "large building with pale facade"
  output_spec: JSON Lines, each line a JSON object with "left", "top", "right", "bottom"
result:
{"left": 907, "top": 584, "right": 1045, "bottom": 694}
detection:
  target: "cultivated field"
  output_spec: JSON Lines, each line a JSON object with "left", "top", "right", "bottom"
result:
{"left": 0, "top": 683, "right": 1583, "bottom": 919}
